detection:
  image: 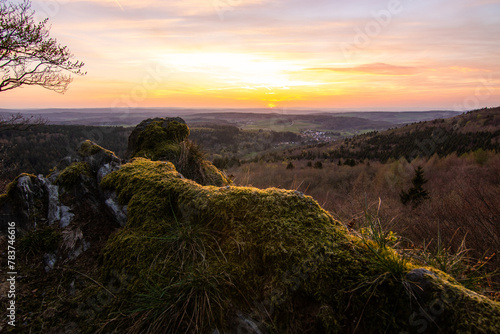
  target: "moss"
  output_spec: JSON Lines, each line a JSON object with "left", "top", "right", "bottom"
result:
{"left": 56, "top": 162, "right": 92, "bottom": 188}
{"left": 19, "top": 225, "right": 62, "bottom": 255}
{"left": 166, "top": 120, "right": 190, "bottom": 142}
{"left": 132, "top": 120, "right": 189, "bottom": 160}
{"left": 2, "top": 173, "right": 37, "bottom": 195}
{"left": 407, "top": 271, "right": 500, "bottom": 333}
{"left": 95, "top": 158, "right": 500, "bottom": 333}
{"left": 78, "top": 139, "right": 115, "bottom": 157}
{"left": 134, "top": 141, "right": 181, "bottom": 161}
{"left": 0, "top": 173, "right": 38, "bottom": 207}
{"left": 0, "top": 193, "right": 7, "bottom": 206}
{"left": 199, "top": 160, "right": 231, "bottom": 187}
{"left": 99, "top": 158, "right": 355, "bottom": 332}
{"left": 131, "top": 120, "right": 229, "bottom": 186}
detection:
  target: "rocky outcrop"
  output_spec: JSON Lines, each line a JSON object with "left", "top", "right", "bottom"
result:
{"left": 0, "top": 140, "right": 127, "bottom": 333}
{"left": 0, "top": 140, "right": 125, "bottom": 272}
{"left": 127, "top": 116, "right": 187, "bottom": 157}
{"left": 127, "top": 117, "right": 230, "bottom": 186}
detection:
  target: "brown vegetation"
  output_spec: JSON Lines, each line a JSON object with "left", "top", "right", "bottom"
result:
{"left": 229, "top": 150, "right": 500, "bottom": 293}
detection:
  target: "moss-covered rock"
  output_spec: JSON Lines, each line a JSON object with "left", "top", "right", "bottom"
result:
{"left": 0, "top": 173, "right": 47, "bottom": 233}
{"left": 127, "top": 117, "right": 230, "bottom": 186}
{"left": 78, "top": 139, "right": 115, "bottom": 157}
{"left": 56, "top": 162, "right": 92, "bottom": 189}
{"left": 2, "top": 120, "right": 498, "bottom": 334}
{"left": 127, "top": 117, "right": 188, "bottom": 157}
{"left": 97, "top": 158, "right": 500, "bottom": 333}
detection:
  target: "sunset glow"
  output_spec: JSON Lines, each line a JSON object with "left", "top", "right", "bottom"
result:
{"left": 2, "top": 0, "right": 500, "bottom": 110}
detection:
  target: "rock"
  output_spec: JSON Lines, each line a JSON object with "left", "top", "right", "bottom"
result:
{"left": 0, "top": 173, "right": 47, "bottom": 232}
{"left": 0, "top": 140, "right": 124, "bottom": 266}
{"left": 43, "top": 253, "right": 57, "bottom": 272}
{"left": 38, "top": 176, "right": 61, "bottom": 225}
{"left": 230, "top": 313, "right": 266, "bottom": 334}
{"left": 59, "top": 205, "right": 74, "bottom": 228}
{"left": 406, "top": 268, "right": 438, "bottom": 293}
{"left": 104, "top": 194, "right": 127, "bottom": 227}
{"left": 2, "top": 119, "right": 499, "bottom": 334}
{"left": 213, "top": 313, "right": 266, "bottom": 334}
{"left": 78, "top": 139, "right": 122, "bottom": 173}
{"left": 126, "top": 117, "right": 230, "bottom": 186}
{"left": 127, "top": 117, "right": 187, "bottom": 157}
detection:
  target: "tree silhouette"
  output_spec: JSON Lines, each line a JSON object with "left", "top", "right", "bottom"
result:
{"left": 400, "top": 166, "right": 429, "bottom": 208}
{"left": 0, "top": 0, "right": 85, "bottom": 93}
{"left": 0, "top": 112, "right": 46, "bottom": 132}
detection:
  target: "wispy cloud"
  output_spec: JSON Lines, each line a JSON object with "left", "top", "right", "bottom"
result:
{"left": 307, "top": 63, "right": 420, "bottom": 76}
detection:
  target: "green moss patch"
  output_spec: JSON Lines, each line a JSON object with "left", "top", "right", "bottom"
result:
{"left": 132, "top": 120, "right": 189, "bottom": 160}
{"left": 56, "top": 162, "right": 92, "bottom": 188}
{"left": 98, "top": 158, "right": 356, "bottom": 332}
{"left": 0, "top": 173, "right": 38, "bottom": 211}
{"left": 19, "top": 225, "right": 61, "bottom": 256}
{"left": 129, "top": 119, "right": 230, "bottom": 186}
{"left": 2, "top": 172, "right": 37, "bottom": 196}
{"left": 78, "top": 139, "right": 115, "bottom": 157}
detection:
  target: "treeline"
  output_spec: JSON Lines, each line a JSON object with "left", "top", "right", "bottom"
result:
{"left": 255, "top": 127, "right": 500, "bottom": 164}
{"left": 0, "top": 123, "right": 307, "bottom": 187}
{"left": 0, "top": 125, "right": 132, "bottom": 178}
{"left": 189, "top": 124, "right": 304, "bottom": 169}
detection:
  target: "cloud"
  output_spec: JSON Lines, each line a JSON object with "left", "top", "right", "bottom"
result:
{"left": 307, "top": 63, "right": 420, "bottom": 75}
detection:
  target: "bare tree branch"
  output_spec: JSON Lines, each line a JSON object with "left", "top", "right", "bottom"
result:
{"left": 0, "top": 112, "right": 47, "bottom": 132}
{"left": 0, "top": 0, "right": 86, "bottom": 93}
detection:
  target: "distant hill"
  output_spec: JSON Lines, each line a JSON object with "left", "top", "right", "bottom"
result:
{"left": 0, "top": 108, "right": 460, "bottom": 131}
{"left": 267, "top": 107, "right": 500, "bottom": 163}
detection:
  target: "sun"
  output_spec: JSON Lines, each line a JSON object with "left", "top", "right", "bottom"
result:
{"left": 268, "top": 103, "right": 276, "bottom": 109}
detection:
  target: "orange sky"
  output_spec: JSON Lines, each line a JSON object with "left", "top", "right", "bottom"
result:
{"left": 2, "top": 0, "right": 500, "bottom": 111}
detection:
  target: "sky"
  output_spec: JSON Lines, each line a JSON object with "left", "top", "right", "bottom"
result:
{"left": 2, "top": 0, "right": 500, "bottom": 111}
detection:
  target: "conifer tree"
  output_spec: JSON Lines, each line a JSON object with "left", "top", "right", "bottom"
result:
{"left": 400, "top": 166, "right": 429, "bottom": 208}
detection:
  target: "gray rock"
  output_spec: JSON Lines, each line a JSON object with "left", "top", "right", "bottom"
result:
{"left": 38, "top": 176, "right": 61, "bottom": 225}
{"left": 59, "top": 206, "right": 74, "bottom": 228}
{"left": 2, "top": 174, "right": 47, "bottom": 232}
{"left": 67, "top": 239, "right": 90, "bottom": 260}
{"left": 43, "top": 253, "right": 57, "bottom": 272}
{"left": 232, "top": 313, "right": 265, "bottom": 334}
{"left": 104, "top": 195, "right": 128, "bottom": 227}
{"left": 405, "top": 268, "right": 438, "bottom": 298}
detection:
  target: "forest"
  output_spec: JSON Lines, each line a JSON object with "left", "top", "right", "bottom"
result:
{"left": 0, "top": 123, "right": 304, "bottom": 191}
